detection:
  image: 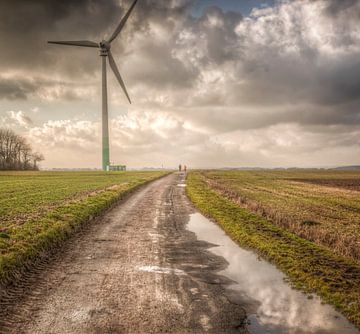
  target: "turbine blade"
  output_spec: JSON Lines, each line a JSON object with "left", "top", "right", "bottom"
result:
{"left": 48, "top": 40, "right": 98, "bottom": 48}
{"left": 108, "top": 50, "right": 131, "bottom": 104}
{"left": 108, "top": 0, "right": 138, "bottom": 43}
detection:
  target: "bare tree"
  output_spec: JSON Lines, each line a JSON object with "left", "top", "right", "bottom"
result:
{"left": 31, "top": 152, "right": 45, "bottom": 170}
{"left": 0, "top": 128, "right": 44, "bottom": 170}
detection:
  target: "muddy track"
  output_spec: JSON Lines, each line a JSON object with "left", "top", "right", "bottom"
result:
{"left": 0, "top": 173, "right": 247, "bottom": 334}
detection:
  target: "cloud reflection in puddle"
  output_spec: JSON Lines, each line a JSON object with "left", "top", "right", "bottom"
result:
{"left": 187, "top": 213, "right": 359, "bottom": 334}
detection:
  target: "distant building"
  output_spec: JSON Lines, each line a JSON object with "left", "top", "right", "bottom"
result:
{"left": 108, "top": 165, "right": 126, "bottom": 171}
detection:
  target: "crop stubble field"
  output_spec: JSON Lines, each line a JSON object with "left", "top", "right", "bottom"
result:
{"left": 197, "top": 170, "right": 360, "bottom": 261}
{"left": 186, "top": 170, "right": 360, "bottom": 328}
{"left": 0, "top": 171, "right": 168, "bottom": 285}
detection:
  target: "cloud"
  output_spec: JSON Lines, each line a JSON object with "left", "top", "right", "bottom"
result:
{"left": 0, "top": 77, "right": 38, "bottom": 100}
{"left": 0, "top": 74, "right": 98, "bottom": 102}
{"left": 324, "top": 0, "right": 360, "bottom": 17}
{"left": 21, "top": 112, "right": 360, "bottom": 168}
{"left": 185, "top": 123, "right": 360, "bottom": 168}
{"left": 23, "top": 108, "right": 208, "bottom": 167}
{"left": 0, "top": 110, "right": 33, "bottom": 128}
{"left": 28, "top": 119, "right": 99, "bottom": 152}
{"left": 1, "top": 0, "right": 360, "bottom": 167}
{"left": 9, "top": 111, "right": 33, "bottom": 126}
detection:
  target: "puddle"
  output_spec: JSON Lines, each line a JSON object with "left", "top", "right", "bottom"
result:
{"left": 187, "top": 213, "right": 359, "bottom": 334}
{"left": 137, "top": 265, "right": 186, "bottom": 276}
{"left": 67, "top": 308, "right": 91, "bottom": 322}
{"left": 199, "top": 314, "right": 212, "bottom": 331}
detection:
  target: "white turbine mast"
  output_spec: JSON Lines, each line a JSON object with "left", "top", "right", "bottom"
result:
{"left": 48, "top": 0, "right": 138, "bottom": 171}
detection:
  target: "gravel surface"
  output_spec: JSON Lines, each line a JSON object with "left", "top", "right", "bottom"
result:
{"left": 0, "top": 173, "right": 247, "bottom": 334}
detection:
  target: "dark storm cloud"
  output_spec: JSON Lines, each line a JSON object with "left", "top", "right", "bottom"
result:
{"left": 0, "top": 0, "right": 132, "bottom": 103}
{"left": 0, "top": 75, "right": 96, "bottom": 101}
{"left": 324, "top": 0, "right": 359, "bottom": 16}
{"left": 0, "top": 0, "right": 122, "bottom": 69}
{"left": 0, "top": 0, "right": 239, "bottom": 100}
{"left": 1, "top": 0, "right": 359, "bottom": 106}
{"left": 0, "top": 78, "right": 37, "bottom": 100}
{"left": 196, "top": 6, "right": 242, "bottom": 64}
{"left": 0, "top": 0, "right": 203, "bottom": 98}
{"left": 316, "top": 59, "right": 360, "bottom": 106}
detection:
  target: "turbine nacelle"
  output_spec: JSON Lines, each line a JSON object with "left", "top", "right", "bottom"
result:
{"left": 100, "top": 40, "right": 111, "bottom": 51}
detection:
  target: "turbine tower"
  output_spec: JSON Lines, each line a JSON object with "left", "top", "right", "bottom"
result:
{"left": 48, "top": 0, "right": 138, "bottom": 171}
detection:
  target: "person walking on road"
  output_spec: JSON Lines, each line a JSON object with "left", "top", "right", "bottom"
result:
{"left": 179, "top": 164, "right": 182, "bottom": 172}
{"left": 184, "top": 165, "right": 187, "bottom": 173}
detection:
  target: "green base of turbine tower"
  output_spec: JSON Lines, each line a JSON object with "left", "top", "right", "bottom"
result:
{"left": 102, "top": 144, "right": 110, "bottom": 171}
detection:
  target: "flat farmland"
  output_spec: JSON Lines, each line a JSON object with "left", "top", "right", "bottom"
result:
{"left": 187, "top": 170, "right": 360, "bottom": 327}
{"left": 0, "top": 171, "right": 168, "bottom": 284}
{"left": 195, "top": 170, "right": 360, "bottom": 262}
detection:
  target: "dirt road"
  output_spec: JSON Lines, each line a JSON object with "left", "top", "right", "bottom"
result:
{"left": 0, "top": 173, "right": 247, "bottom": 333}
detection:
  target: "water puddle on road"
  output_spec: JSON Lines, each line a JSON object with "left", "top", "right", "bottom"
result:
{"left": 138, "top": 265, "right": 186, "bottom": 276}
{"left": 187, "top": 213, "right": 359, "bottom": 334}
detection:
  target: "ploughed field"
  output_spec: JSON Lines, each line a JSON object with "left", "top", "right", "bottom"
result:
{"left": 186, "top": 170, "right": 360, "bottom": 328}
{"left": 0, "top": 171, "right": 168, "bottom": 284}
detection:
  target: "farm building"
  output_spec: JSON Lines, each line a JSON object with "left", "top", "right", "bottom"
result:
{"left": 108, "top": 165, "right": 126, "bottom": 171}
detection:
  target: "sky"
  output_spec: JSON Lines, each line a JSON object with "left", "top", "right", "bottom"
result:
{"left": 193, "top": 0, "right": 275, "bottom": 16}
{"left": 0, "top": 0, "right": 359, "bottom": 169}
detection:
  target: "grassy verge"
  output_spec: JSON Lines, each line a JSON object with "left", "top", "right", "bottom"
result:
{"left": 186, "top": 171, "right": 360, "bottom": 328}
{"left": 0, "top": 171, "right": 169, "bottom": 286}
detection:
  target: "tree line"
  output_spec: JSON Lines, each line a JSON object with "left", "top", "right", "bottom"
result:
{"left": 0, "top": 128, "right": 44, "bottom": 170}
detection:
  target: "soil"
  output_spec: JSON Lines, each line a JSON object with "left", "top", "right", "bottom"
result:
{"left": 0, "top": 173, "right": 247, "bottom": 334}
{"left": 294, "top": 178, "right": 360, "bottom": 191}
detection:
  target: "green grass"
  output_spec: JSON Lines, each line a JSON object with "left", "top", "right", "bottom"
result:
{"left": 0, "top": 171, "right": 168, "bottom": 285}
{"left": 186, "top": 171, "right": 360, "bottom": 328}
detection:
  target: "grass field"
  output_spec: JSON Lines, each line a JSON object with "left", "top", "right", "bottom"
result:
{"left": 186, "top": 170, "right": 360, "bottom": 327}
{"left": 197, "top": 170, "right": 360, "bottom": 262}
{"left": 0, "top": 171, "right": 168, "bottom": 285}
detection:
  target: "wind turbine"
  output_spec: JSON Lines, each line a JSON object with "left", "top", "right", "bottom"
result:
{"left": 48, "top": 0, "right": 138, "bottom": 171}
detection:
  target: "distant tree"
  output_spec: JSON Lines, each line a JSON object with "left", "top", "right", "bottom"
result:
{"left": 0, "top": 128, "right": 44, "bottom": 170}
{"left": 31, "top": 152, "right": 45, "bottom": 170}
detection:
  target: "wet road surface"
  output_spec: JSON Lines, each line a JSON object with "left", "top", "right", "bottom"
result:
{"left": 0, "top": 173, "right": 247, "bottom": 333}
